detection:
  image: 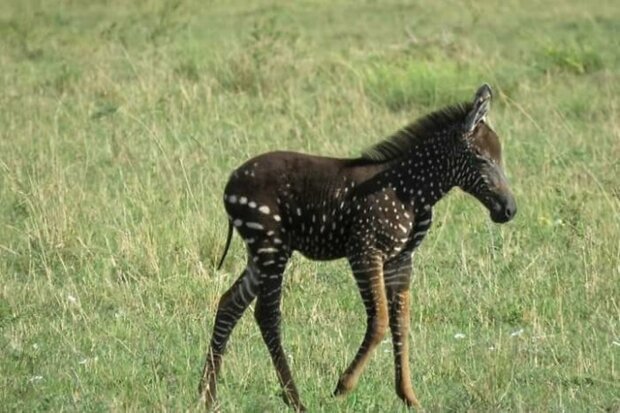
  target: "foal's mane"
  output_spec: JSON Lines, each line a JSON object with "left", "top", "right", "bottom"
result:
{"left": 359, "top": 102, "right": 473, "bottom": 163}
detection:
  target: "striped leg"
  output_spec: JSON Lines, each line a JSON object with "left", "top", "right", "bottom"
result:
{"left": 385, "top": 254, "right": 421, "bottom": 408}
{"left": 199, "top": 263, "right": 260, "bottom": 410}
{"left": 335, "top": 254, "right": 388, "bottom": 396}
{"left": 253, "top": 250, "right": 306, "bottom": 412}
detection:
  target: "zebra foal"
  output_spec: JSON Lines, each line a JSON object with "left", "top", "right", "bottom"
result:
{"left": 199, "top": 84, "right": 517, "bottom": 411}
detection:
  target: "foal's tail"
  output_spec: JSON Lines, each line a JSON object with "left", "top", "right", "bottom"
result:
{"left": 216, "top": 220, "right": 234, "bottom": 270}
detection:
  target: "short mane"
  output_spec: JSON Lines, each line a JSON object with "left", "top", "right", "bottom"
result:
{"left": 360, "top": 102, "right": 473, "bottom": 162}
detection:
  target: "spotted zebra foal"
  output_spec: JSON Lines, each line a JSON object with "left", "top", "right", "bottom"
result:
{"left": 199, "top": 84, "right": 516, "bottom": 411}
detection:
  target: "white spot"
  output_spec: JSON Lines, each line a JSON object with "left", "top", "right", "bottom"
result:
{"left": 257, "top": 247, "right": 279, "bottom": 254}
{"left": 398, "top": 224, "right": 408, "bottom": 233}
{"left": 246, "top": 222, "right": 264, "bottom": 230}
{"left": 228, "top": 195, "right": 237, "bottom": 204}
{"left": 274, "top": 215, "right": 281, "bottom": 221}
{"left": 239, "top": 197, "right": 248, "bottom": 204}
{"left": 296, "top": 208, "right": 302, "bottom": 216}
{"left": 248, "top": 201, "right": 257, "bottom": 208}
{"left": 259, "top": 206, "right": 270, "bottom": 214}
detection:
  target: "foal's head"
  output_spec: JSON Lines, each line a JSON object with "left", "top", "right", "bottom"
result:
{"left": 456, "top": 84, "right": 517, "bottom": 223}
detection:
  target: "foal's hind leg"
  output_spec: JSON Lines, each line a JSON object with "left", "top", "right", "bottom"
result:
{"left": 384, "top": 254, "right": 421, "bottom": 408}
{"left": 335, "top": 253, "right": 389, "bottom": 396}
{"left": 252, "top": 245, "right": 306, "bottom": 411}
{"left": 199, "top": 261, "right": 260, "bottom": 410}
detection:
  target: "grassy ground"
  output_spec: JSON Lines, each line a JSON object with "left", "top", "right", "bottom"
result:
{"left": 1, "top": 0, "right": 619, "bottom": 411}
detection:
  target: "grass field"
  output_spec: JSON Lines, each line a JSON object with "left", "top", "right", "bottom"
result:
{"left": 1, "top": 0, "right": 619, "bottom": 411}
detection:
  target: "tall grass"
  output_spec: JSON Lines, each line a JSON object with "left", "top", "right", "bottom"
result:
{"left": 0, "top": 0, "right": 618, "bottom": 411}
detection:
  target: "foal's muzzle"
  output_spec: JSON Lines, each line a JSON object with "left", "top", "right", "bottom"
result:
{"left": 489, "top": 192, "right": 517, "bottom": 223}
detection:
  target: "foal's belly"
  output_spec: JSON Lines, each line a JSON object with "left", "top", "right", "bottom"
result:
{"left": 295, "top": 246, "right": 347, "bottom": 261}
{"left": 291, "top": 235, "right": 348, "bottom": 261}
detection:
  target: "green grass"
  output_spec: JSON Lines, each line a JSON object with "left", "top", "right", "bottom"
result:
{"left": 1, "top": 0, "right": 619, "bottom": 411}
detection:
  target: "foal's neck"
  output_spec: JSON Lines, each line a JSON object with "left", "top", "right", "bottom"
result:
{"left": 380, "top": 140, "right": 456, "bottom": 214}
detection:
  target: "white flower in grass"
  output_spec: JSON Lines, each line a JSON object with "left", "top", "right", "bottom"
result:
{"left": 510, "top": 328, "right": 524, "bottom": 337}
{"left": 28, "top": 376, "right": 43, "bottom": 383}
{"left": 79, "top": 356, "right": 98, "bottom": 366}
{"left": 382, "top": 337, "right": 393, "bottom": 352}
{"left": 454, "top": 333, "right": 466, "bottom": 339}
{"left": 67, "top": 294, "right": 77, "bottom": 304}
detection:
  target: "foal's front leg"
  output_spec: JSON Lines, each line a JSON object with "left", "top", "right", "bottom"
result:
{"left": 384, "top": 254, "right": 421, "bottom": 408}
{"left": 335, "top": 253, "right": 389, "bottom": 395}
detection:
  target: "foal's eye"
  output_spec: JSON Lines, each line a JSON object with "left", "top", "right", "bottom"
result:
{"left": 473, "top": 151, "right": 488, "bottom": 163}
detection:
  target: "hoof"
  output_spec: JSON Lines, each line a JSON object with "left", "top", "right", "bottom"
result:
{"left": 397, "top": 391, "right": 421, "bottom": 409}
{"left": 281, "top": 392, "right": 307, "bottom": 412}
{"left": 199, "top": 392, "right": 217, "bottom": 412}
{"left": 198, "top": 379, "right": 217, "bottom": 411}
{"left": 333, "top": 379, "right": 354, "bottom": 397}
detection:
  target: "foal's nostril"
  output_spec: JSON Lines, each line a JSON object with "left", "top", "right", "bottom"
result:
{"left": 504, "top": 204, "right": 516, "bottom": 219}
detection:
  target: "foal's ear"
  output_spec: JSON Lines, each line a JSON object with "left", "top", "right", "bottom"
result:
{"left": 463, "top": 83, "right": 493, "bottom": 134}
